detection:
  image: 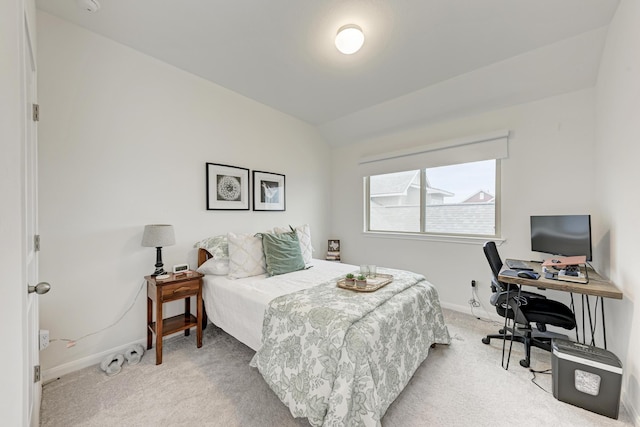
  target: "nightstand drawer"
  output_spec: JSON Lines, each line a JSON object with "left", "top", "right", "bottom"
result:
{"left": 160, "top": 280, "right": 199, "bottom": 302}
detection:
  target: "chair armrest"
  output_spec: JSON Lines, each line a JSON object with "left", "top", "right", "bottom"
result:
{"left": 520, "top": 290, "right": 546, "bottom": 299}
{"left": 491, "top": 290, "right": 531, "bottom": 325}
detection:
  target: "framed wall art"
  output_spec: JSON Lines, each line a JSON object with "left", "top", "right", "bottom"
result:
{"left": 328, "top": 239, "right": 340, "bottom": 252}
{"left": 252, "top": 170, "right": 285, "bottom": 211}
{"left": 206, "top": 163, "right": 250, "bottom": 210}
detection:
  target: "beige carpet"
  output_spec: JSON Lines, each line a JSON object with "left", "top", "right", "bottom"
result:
{"left": 40, "top": 309, "right": 633, "bottom": 426}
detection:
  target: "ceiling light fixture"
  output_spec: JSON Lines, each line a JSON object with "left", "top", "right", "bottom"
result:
{"left": 76, "top": 0, "right": 101, "bottom": 13}
{"left": 335, "top": 24, "right": 364, "bottom": 55}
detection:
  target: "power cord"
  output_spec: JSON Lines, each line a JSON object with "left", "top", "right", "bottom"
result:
{"left": 468, "top": 289, "right": 481, "bottom": 309}
{"left": 469, "top": 284, "right": 500, "bottom": 324}
{"left": 530, "top": 368, "right": 552, "bottom": 393}
{"left": 51, "top": 279, "right": 146, "bottom": 348}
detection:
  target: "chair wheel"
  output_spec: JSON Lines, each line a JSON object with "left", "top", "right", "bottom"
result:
{"left": 481, "top": 337, "right": 491, "bottom": 344}
{"left": 519, "top": 359, "right": 530, "bottom": 368}
{"left": 499, "top": 328, "right": 506, "bottom": 334}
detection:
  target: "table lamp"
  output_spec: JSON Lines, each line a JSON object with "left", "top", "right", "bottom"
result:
{"left": 141, "top": 224, "right": 175, "bottom": 276}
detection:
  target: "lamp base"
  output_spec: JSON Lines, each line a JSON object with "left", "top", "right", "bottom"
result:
{"left": 151, "top": 246, "right": 166, "bottom": 276}
{"left": 151, "top": 268, "right": 167, "bottom": 277}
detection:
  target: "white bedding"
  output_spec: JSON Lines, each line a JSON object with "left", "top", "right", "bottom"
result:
{"left": 202, "top": 259, "right": 356, "bottom": 350}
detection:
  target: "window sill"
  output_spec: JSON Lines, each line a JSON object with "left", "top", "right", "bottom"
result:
{"left": 362, "top": 231, "right": 505, "bottom": 245}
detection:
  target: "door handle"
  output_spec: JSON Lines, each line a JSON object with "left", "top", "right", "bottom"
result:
{"left": 28, "top": 282, "right": 51, "bottom": 295}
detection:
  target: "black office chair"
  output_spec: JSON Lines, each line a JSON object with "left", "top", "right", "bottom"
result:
{"left": 481, "top": 241, "right": 576, "bottom": 368}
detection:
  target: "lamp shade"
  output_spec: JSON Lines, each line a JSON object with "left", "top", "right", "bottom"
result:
{"left": 141, "top": 224, "right": 175, "bottom": 247}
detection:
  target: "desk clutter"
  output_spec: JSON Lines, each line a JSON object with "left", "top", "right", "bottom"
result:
{"left": 500, "top": 269, "right": 540, "bottom": 280}
{"left": 542, "top": 255, "right": 589, "bottom": 284}
{"left": 505, "top": 256, "right": 589, "bottom": 284}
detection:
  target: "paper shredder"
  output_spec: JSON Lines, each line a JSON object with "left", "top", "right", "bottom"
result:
{"left": 552, "top": 339, "right": 622, "bottom": 419}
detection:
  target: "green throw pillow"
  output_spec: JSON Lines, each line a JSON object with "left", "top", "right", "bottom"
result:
{"left": 260, "top": 232, "right": 305, "bottom": 276}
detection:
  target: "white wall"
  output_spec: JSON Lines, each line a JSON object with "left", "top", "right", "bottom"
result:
{"left": 330, "top": 88, "right": 597, "bottom": 315}
{"left": 37, "top": 12, "right": 331, "bottom": 376}
{"left": 595, "top": 0, "right": 640, "bottom": 423}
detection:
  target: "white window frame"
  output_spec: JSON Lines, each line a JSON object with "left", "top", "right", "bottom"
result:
{"left": 364, "top": 160, "right": 501, "bottom": 240}
{"left": 360, "top": 130, "right": 508, "bottom": 243}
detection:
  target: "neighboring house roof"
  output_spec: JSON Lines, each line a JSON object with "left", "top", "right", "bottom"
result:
{"left": 426, "top": 186, "right": 454, "bottom": 197}
{"left": 370, "top": 170, "right": 454, "bottom": 197}
{"left": 461, "top": 190, "right": 494, "bottom": 203}
{"left": 370, "top": 170, "right": 419, "bottom": 197}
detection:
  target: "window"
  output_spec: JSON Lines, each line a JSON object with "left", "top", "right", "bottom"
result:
{"left": 367, "top": 159, "right": 499, "bottom": 237}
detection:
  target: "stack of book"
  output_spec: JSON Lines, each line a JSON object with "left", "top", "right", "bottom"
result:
{"left": 326, "top": 251, "right": 341, "bottom": 261}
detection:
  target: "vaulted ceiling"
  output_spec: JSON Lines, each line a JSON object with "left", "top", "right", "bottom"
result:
{"left": 37, "top": 0, "right": 620, "bottom": 145}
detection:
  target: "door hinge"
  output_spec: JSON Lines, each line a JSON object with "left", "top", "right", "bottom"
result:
{"left": 34, "top": 365, "right": 41, "bottom": 383}
{"left": 32, "top": 103, "right": 39, "bottom": 122}
{"left": 34, "top": 235, "right": 40, "bottom": 252}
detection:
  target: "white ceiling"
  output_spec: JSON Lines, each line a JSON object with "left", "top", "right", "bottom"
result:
{"left": 36, "top": 0, "right": 620, "bottom": 146}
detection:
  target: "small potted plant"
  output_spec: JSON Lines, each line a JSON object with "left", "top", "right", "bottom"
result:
{"left": 355, "top": 274, "right": 367, "bottom": 288}
{"left": 345, "top": 273, "right": 355, "bottom": 286}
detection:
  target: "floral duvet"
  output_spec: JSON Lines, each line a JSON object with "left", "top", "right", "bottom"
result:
{"left": 250, "top": 268, "right": 451, "bottom": 426}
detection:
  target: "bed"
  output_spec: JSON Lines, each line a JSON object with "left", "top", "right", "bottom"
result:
{"left": 197, "top": 248, "right": 450, "bottom": 426}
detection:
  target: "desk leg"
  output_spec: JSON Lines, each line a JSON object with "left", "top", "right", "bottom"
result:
{"left": 574, "top": 295, "right": 608, "bottom": 349}
{"left": 585, "top": 296, "right": 595, "bottom": 346}
{"left": 601, "top": 297, "right": 607, "bottom": 349}
{"left": 570, "top": 293, "right": 579, "bottom": 342}
{"left": 581, "top": 295, "right": 587, "bottom": 345}
{"left": 501, "top": 286, "right": 523, "bottom": 370}
{"left": 184, "top": 297, "right": 191, "bottom": 337}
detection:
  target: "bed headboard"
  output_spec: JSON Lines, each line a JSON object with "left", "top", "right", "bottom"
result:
{"left": 197, "top": 248, "right": 212, "bottom": 267}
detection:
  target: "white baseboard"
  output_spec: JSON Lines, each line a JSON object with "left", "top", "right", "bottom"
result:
{"left": 42, "top": 338, "right": 146, "bottom": 383}
{"left": 440, "top": 301, "right": 501, "bottom": 322}
{"left": 621, "top": 392, "right": 640, "bottom": 426}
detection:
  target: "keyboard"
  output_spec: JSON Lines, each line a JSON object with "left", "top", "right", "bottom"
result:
{"left": 505, "top": 259, "right": 534, "bottom": 271}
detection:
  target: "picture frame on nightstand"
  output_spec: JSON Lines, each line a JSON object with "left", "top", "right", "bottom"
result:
{"left": 327, "top": 239, "right": 341, "bottom": 261}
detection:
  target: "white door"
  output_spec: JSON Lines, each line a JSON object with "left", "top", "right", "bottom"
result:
{"left": 23, "top": 13, "right": 45, "bottom": 427}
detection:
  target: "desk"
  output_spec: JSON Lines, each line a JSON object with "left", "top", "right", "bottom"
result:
{"left": 499, "top": 261, "right": 622, "bottom": 349}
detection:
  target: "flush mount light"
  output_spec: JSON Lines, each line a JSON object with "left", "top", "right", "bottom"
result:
{"left": 76, "top": 0, "right": 101, "bottom": 13}
{"left": 335, "top": 24, "right": 364, "bottom": 55}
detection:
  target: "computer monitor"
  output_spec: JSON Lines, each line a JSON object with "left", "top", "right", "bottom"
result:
{"left": 530, "top": 215, "right": 592, "bottom": 261}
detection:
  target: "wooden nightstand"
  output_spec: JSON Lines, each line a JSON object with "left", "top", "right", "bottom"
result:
{"left": 145, "top": 271, "right": 204, "bottom": 365}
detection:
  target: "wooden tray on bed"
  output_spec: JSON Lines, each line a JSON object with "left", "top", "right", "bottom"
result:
{"left": 337, "top": 274, "right": 393, "bottom": 292}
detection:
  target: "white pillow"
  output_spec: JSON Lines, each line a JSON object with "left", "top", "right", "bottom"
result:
{"left": 227, "top": 232, "right": 267, "bottom": 279}
{"left": 274, "top": 224, "right": 313, "bottom": 264}
{"left": 196, "top": 258, "right": 230, "bottom": 276}
{"left": 193, "top": 235, "right": 228, "bottom": 260}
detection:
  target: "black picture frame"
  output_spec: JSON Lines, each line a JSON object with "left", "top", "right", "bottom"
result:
{"left": 328, "top": 239, "right": 340, "bottom": 252}
{"left": 252, "top": 170, "right": 285, "bottom": 211}
{"left": 206, "top": 163, "right": 250, "bottom": 210}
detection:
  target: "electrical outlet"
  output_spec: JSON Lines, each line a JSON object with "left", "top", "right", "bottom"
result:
{"left": 39, "top": 329, "right": 50, "bottom": 350}
{"left": 471, "top": 280, "right": 476, "bottom": 288}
